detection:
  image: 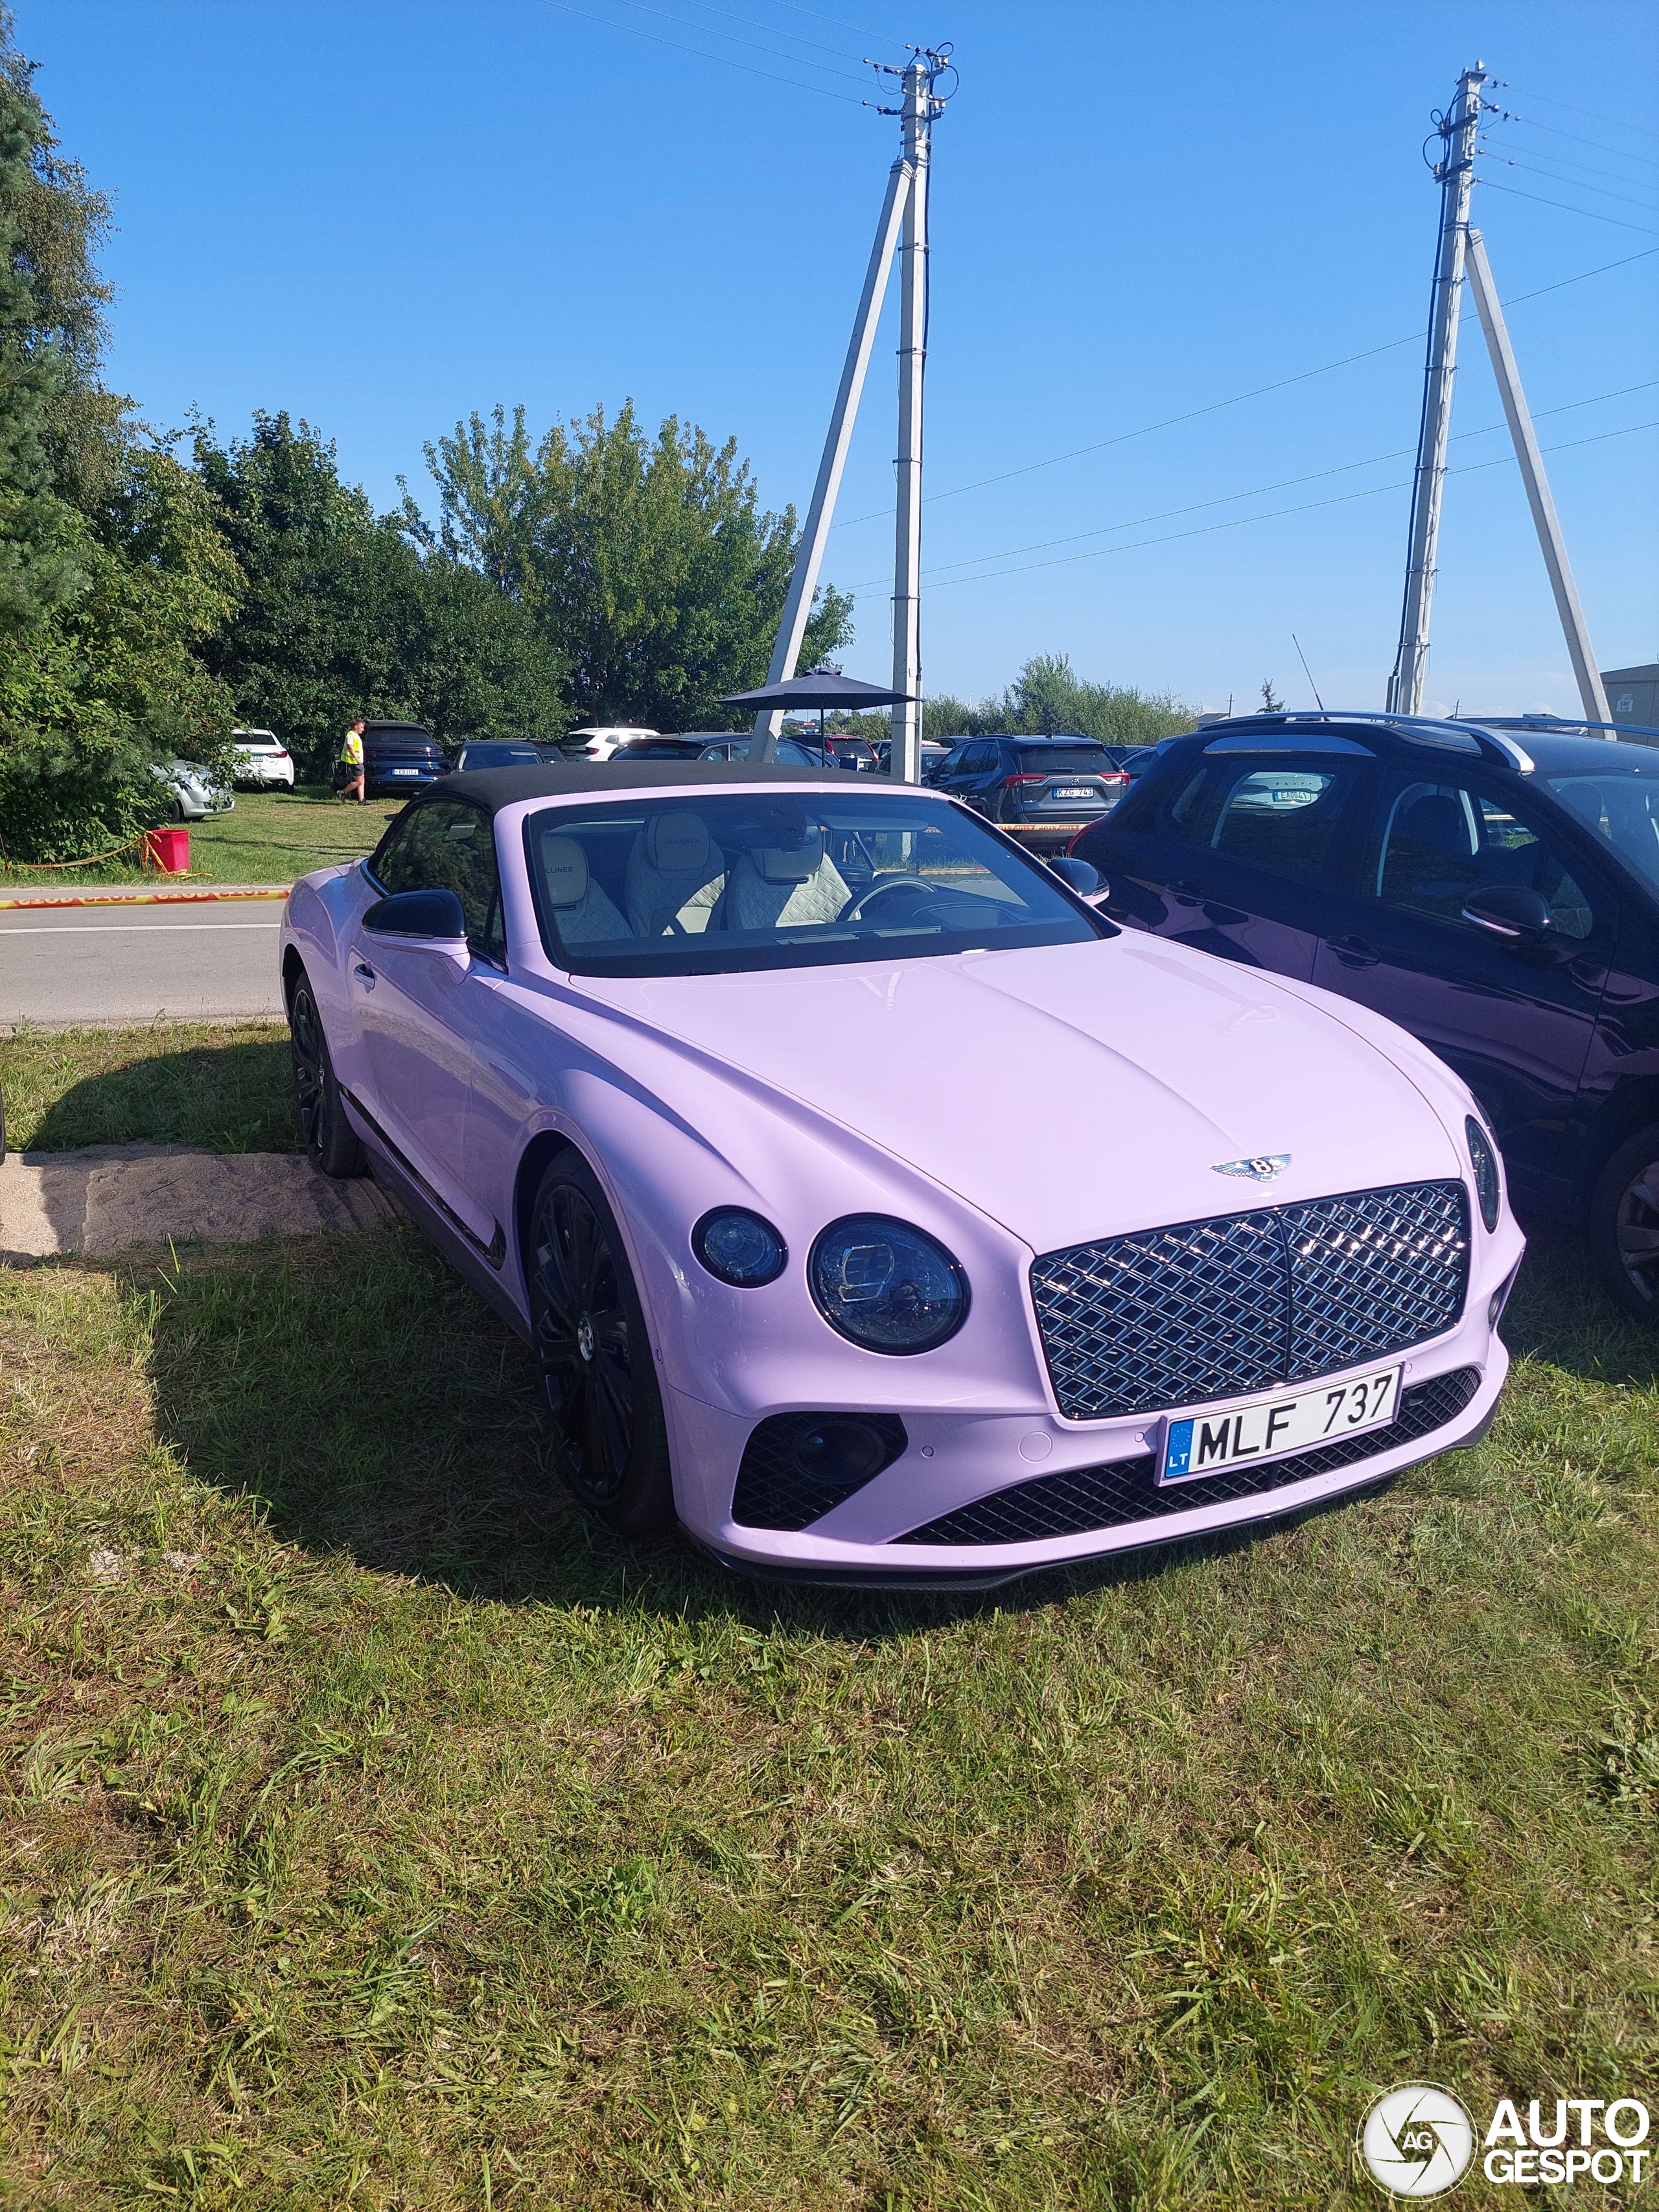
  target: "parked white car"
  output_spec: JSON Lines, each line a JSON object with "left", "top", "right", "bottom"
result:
{"left": 231, "top": 728, "right": 296, "bottom": 789}
{"left": 563, "top": 726, "right": 659, "bottom": 763}
{"left": 150, "top": 758, "right": 233, "bottom": 821}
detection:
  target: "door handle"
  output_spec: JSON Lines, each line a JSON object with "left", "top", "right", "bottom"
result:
{"left": 353, "top": 961, "right": 377, "bottom": 989}
{"left": 1325, "top": 934, "right": 1379, "bottom": 968}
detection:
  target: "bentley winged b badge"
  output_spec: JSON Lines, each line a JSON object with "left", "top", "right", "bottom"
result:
{"left": 1211, "top": 1154, "right": 1291, "bottom": 1183}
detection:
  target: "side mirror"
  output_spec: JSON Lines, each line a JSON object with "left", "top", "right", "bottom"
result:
{"left": 1461, "top": 884, "right": 1553, "bottom": 940}
{"left": 363, "top": 887, "right": 467, "bottom": 944}
{"left": 1049, "top": 855, "right": 1105, "bottom": 899}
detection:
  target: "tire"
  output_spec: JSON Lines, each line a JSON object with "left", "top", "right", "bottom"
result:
{"left": 526, "top": 1152, "right": 675, "bottom": 1537}
{"left": 288, "top": 970, "right": 366, "bottom": 1179}
{"left": 1588, "top": 1122, "right": 1659, "bottom": 1323}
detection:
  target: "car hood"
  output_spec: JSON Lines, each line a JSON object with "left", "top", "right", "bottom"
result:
{"left": 575, "top": 933, "right": 1464, "bottom": 1253}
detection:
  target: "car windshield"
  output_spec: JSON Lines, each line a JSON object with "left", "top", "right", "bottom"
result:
{"left": 1547, "top": 763, "right": 1659, "bottom": 897}
{"left": 459, "top": 743, "right": 543, "bottom": 769}
{"left": 524, "top": 791, "right": 1112, "bottom": 977}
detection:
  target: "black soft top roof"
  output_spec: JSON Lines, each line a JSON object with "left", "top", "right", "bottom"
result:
{"left": 435, "top": 760, "right": 878, "bottom": 813}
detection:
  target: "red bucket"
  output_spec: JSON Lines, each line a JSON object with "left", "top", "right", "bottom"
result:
{"left": 145, "top": 826, "right": 191, "bottom": 874}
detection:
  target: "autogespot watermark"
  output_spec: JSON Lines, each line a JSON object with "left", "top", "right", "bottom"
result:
{"left": 1357, "top": 2084, "right": 1651, "bottom": 2196}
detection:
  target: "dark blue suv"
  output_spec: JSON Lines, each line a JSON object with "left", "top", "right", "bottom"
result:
{"left": 1072, "top": 712, "right": 1659, "bottom": 1320}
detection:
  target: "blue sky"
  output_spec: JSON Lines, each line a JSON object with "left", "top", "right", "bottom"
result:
{"left": 27, "top": 0, "right": 1659, "bottom": 717}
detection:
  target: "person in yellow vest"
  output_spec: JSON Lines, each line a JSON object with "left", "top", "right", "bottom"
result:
{"left": 338, "top": 717, "right": 366, "bottom": 803}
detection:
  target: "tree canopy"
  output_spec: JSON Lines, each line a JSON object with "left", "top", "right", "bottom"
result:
{"left": 923, "top": 653, "right": 1196, "bottom": 747}
{"left": 416, "top": 402, "right": 852, "bottom": 731}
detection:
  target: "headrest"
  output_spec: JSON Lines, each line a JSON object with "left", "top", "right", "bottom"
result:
{"left": 754, "top": 827, "right": 823, "bottom": 883}
{"left": 644, "top": 811, "right": 713, "bottom": 874}
{"left": 540, "top": 834, "right": 590, "bottom": 907}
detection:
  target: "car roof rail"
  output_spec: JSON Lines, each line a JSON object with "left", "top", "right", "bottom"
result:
{"left": 1191, "top": 708, "right": 1555, "bottom": 771}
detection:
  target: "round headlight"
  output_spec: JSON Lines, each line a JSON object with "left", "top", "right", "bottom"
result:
{"left": 1467, "top": 1115, "right": 1502, "bottom": 1233}
{"left": 808, "top": 1215, "right": 969, "bottom": 1354}
{"left": 693, "top": 1208, "right": 787, "bottom": 1287}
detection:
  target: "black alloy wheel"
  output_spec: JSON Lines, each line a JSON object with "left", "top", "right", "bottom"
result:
{"left": 1589, "top": 1122, "right": 1659, "bottom": 1323}
{"left": 527, "top": 1152, "right": 675, "bottom": 1535}
{"left": 288, "top": 972, "right": 365, "bottom": 1179}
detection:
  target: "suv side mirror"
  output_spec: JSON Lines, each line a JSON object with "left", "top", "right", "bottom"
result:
{"left": 1049, "top": 856, "right": 1106, "bottom": 900}
{"left": 364, "top": 887, "right": 467, "bottom": 944}
{"left": 1461, "top": 884, "right": 1553, "bottom": 940}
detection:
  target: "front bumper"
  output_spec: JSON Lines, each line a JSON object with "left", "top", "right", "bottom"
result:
{"left": 667, "top": 1324, "right": 1509, "bottom": 1589}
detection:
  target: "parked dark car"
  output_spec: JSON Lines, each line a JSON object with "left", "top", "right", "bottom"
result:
{"left": 611, "top": 736, "right": 728, "bottom": 762}
{"left": 364, "top": 721, "right": 452, "bottom": 797}
{"left": 1071, "top": 710, "right": 1659, "bottom": 1319}
{"left": 929, "top": 734, "right": 1130, "bottom": 849}
{"left": 697, "top": 736, "right": 830, "bottom": 767}
{"left": 453, "top": 741, "right": 550, "bottom": 772}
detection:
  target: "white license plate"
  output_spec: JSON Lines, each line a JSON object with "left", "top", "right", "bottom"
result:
{"left": 1052, "top": 786, "right": 1096, "bottom": 800}
{"left": 1159, "top": 1365, "right": 1400, "bottom": 1485}
{"left": 391, "top": 767, "right": 419, "bottom": 776}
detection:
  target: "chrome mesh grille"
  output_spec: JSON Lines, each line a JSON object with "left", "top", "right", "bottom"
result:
{"left": 1032, "top": 1181, "right": 1469, "bottom": 1421}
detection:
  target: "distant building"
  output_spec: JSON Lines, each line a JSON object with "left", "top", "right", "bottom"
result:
{"left": 1603, "top": 664, "right": 1659, "bottom": 727}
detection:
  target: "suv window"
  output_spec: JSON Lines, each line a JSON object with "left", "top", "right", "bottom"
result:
{"left": 1160, "top": 757, "right": 1361, "bottom": 883}
{"left": 1363, "top": 774, "right": 1597, "bottom": 941}
{"left": 372, "top": 798, "right": 505, "bottom": 962}
{"left": 1014, "top": 745, "right": 1113, "bottom": 775}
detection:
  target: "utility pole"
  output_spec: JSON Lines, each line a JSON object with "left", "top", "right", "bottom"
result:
{"left": 753, "top": 48, "right": 952, "bottom": 772}
{"left": 1464, "top": 227, "right": 1612, "bottom": 725}
{"left": 748, "top": 154, "right": 911, "bottom": 762}
{"left": 889, "top": 55, "right": 931, "bottom": 785}
{"left": 1386, "top": 63, "right": 1485, "bottom": 714}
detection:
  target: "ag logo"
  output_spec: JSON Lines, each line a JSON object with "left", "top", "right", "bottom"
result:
{"left": 1358, "top": 2084, "right": 1476, "bottom": 2198}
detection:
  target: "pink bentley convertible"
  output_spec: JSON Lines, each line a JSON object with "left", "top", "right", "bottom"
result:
{"left": 280, "top": 762, "right": 1522, "bottom": 1589}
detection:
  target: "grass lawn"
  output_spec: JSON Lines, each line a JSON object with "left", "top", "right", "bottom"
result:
{"left": 2, "top": 1036, "right": 1656, "bottom": 2206}
{"left": 0, "top": 789, "right": 397, "bottom": 892}
{"left": 1, "top": 1023, "right": 294, "bottom": 1154}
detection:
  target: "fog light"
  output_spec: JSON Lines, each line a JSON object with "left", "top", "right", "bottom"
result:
{"left": 789, "top": 1417, "right": 889, "bottom": 1489}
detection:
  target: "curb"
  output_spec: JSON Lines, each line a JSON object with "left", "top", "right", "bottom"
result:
{"left": 0, "top": 887, "right": 292, "bottom": 912}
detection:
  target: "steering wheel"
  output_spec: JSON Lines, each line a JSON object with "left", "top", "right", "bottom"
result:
{"left": 840, "top": 878, "right": 943, "bottom": 926}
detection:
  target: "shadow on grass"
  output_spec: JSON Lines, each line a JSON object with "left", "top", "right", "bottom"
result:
{"left": 115, "top": 1207, "right": 1655, "bottom": 1638}
{"left": 23, "top": 1038, "right": 296, "bottom": 1156}
{"left": 113, "top": 1223, "right": 1378, "bottom": 1638}
{"left": 1499, "top": 1223, "right": 1659, "bottom": 1393}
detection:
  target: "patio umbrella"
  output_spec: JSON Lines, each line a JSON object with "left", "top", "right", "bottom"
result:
{"left": 720, "top": 668, "right": 916, "bottom": 758}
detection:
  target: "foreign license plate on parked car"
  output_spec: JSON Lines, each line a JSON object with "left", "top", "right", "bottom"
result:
{"left": 392, "top": 767, "right": 419, "bottom": 776}
{"left": 1052, "top": 785, "right": 1097, "bottom": 801}
{"left": 1158, "top": 1365, "right": 1400, "bottom": 1485}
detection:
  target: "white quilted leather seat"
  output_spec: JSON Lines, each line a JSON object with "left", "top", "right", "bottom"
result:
{"left": 537, "top": 833, "right": 631, "bottom": 944}
{"left": 723, "top": 827, "right": 850, "bottom": 931}
{"left": 624, "top": 811, "right": 726, "bottom": 937}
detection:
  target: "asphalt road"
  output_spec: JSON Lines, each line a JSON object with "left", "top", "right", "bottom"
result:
{"left": 0, "top": 900, "right": 286, "bottom": 1026}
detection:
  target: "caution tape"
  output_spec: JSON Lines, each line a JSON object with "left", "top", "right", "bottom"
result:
{"left": 0, "top": 887, "right": 290, "bottom": 912}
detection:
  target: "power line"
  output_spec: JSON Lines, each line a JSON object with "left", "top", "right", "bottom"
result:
{"left": 1476, "top": 177, "right": 1659, "bottom": 235}
{"left": 540, "top": 0, "right": 868, "bottom": 100}
{"left": 1486, "top": 111, "right": 1659, "bottom": 181}
{"left": 605, "top": 0, "right": 873, "bottom": 83}
{"left": 1497, "top": 83, "right": 1659, "bottom": 150}
{"left": 827, "top": 242, "right": 1659, "bottom": 533}
{"left": 846, "top": 419, "right": 1658, "bottom": 593}
{"left": 669, "top": 0, "right": 876, "bottom": 67}
{"left": 891, "top": 382, "right": 1658, "bottom": 584}
{"left": 1478, "top": 147, "right": 1659, "bottom": 214}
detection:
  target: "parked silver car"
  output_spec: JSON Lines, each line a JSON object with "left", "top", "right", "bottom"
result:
{"left": 151, "top": 758, "right": 234, "bottom": 821}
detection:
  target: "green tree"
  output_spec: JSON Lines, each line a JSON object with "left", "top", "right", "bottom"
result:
{"left": 419, "top": 401, "right": 852, "bottom": 730}
{"left": 924, "top": 654, "right": 1195, "bottom": 747}
{"left": 196, "top": 412, "right": 566, "bottom": 777}
{"left": 0, "top": 12, "right": 240, "bottom": 863}
{"left": 0, "top": 14, "right": 87, "bottom": 638}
